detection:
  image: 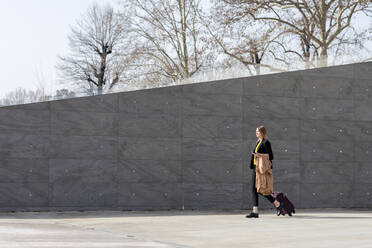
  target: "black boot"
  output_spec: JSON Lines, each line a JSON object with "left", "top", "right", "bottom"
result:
{"left": 246, "top": 212, "right": 259, "bottom": 218}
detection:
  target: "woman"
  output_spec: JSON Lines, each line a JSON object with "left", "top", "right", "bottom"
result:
{"left": 246, "top": 126, "right": 282, "bottom": 218}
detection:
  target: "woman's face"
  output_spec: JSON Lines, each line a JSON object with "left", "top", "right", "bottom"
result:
{"left": 256, "top": 129, "right": 263, "bottom": 139}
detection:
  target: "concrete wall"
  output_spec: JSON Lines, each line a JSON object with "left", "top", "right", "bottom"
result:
{"left": 0, "top": 62, "right": 371, "bottom": 211}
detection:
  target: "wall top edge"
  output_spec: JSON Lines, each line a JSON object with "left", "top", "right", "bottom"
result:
{"left": 1, "top": 61, "right": 370, "bottom": 109}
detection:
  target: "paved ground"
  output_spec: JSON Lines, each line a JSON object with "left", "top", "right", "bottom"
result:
{"left": 0, "top": 209, "right": 371, "bottom": 248}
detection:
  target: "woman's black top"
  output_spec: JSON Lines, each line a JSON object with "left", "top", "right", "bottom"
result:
{"left": 250, "top": 138, "right": 274, "bottom": 170}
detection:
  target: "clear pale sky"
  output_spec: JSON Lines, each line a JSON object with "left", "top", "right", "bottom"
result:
{"left": 0, "top": 1, "right": 370, "bottom": 98}
{"left": 0, "top": 0, "right": 117, "bottom": 98}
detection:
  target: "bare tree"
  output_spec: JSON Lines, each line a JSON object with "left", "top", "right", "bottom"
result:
{"left": 121, "top": 0, "right": 215, "bottom": 85}
{"left": 0, "top": 88, "right": 29, "bottom": 105}
{"left": 220, "top": 0, "right": 372, "bottom": 66}
{"left": 0, "top": 87, "right": 52, "bottom": 106}
{"left": 55, "top": 89, "right": 76, "bottom": 100}
{"left": 57, "top": 3, "right": 130, "bottom": 94}
{"left": 199, "top": 2, "right": 288, "bottom": 75}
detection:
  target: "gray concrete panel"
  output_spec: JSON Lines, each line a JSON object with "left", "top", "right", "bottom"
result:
{"left": 242, "top": 183, "right": 253, "bottom": 209}
{"left": 354, "top": 121, "right": 372, "bottom": 142}
{"left": 353, "top": 78, "right": 372, "bottom": 99}
{"left": 243, "top": 96, "right": 300, "bottom": 119}
{"left": 50, "top": 159, "right": 117, "bottom": 183}
{"left": 301, "top": 162, "right": 353, "bottom": 184}
{"left": 355, "top": 162, "right": 372, "bottom": 184}
{"left": 301, "top": 140, "right": 354, "bottom": 162}
{"left": 264, "top": 119, "right": 300, "bottom": 141}
{"left": 51, "top": 111, "right": 118, "bottom": 136}
{"left": 300, "top": 76, "right": 353, "bottom": 99}
{"left": 182, "top": 93, "right": 242, "bottom": 116}
{"left": 0, "top": 109, "right": 50, "bottom": 135}
{"left": 51, "top": 94, "right": 118, "bottom": 113}
{"left": 183, "top": 183, "right": 242, "bottom": 209}
{"left": 0, "top": 134, "right": 50, "bottom": 159}
{"left": 300, "top": 183, "right": 353, "bottom": 208}
{"left": 117, "top": 159, "right": 181, "bottom": 183}
{"left": 182, "top": 138, "right": 242, "bottom": 160}
{"left": 300, "top": 98, "right": 354, "bottom": 120}
{"left": 183, "top": 115, "right": 242, "bottom": 139}
{"left": 183, "top": 78, "right": 243, "bottom": 95}
{"left": 119, "top": 113, "right": 181, "bottom": 138}
{"left": 354, "top": 99, "right": 372, "bottom": 121}
{"left": 242, "top": 164, "right": 251, "bottom": 185}
{"left": 118, "top": 87, "right": 181, "bottom": 115}
{"left": 118, "top": 183, "right": 182, "bottom": 210}
{"left": 272, "top": 160, "right": 300, "bottom": 183}
{"left": 271, "top": 139, "right": 300, "bottom": 161}
{"left": 182, "top": 160, "right": 243, "bottom": 183}
{"left": 301, "top": 120, "right": 355, "bottom": 141}
{"left": 354, "top": 141, "right": 372, "bottom": 162}
{"left": 49, "top": 135, "right": 117, "bottom": 159}
{"left": 353, "top": 183, "right": 372, "bottom": 207}
{"left": 119, "top": 137, "right": 181, "bottom": 160}
{"left": 0, "top": 158, "right": 48, "bottom": 183}
{"left": 354, "top": 62, "right": 372, "bottom": 79}
{"left": 243, "top": 73, "right": 300, "bottom": 97}
{"left": 0, "top": 182, "right": 48, "bottom": 207}
{"left": 50, "top": 181, "right": 118, "bottom": 207}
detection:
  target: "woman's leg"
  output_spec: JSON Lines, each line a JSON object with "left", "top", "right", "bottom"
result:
{"left": 263, "top": 194, "right": 275, "bottom": 203}
{"left": 252, "top": 171, "right": 259, "bottom": 213}
{"left": 262, "top": 194, "right": 280, "bottom": 208}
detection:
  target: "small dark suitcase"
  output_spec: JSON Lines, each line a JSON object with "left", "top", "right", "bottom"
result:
{"left": 272, "top": 192, "right": 295, "bottom": 216}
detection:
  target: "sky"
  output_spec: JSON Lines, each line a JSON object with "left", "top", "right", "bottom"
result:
{"left": 0, "top": 1, "right": 371, "bottom": 98}
{"left": 0, "top": 0, "right": 117, "bottom": 98}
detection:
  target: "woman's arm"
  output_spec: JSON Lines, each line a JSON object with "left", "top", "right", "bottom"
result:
{"left": 266, "top": 140, "right": 274, "bottom": 161}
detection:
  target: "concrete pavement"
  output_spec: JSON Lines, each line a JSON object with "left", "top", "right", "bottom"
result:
{"left": 0, "top": 209, "right": 372, "bottom": 248}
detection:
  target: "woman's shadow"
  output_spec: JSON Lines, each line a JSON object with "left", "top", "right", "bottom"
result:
{"left": 291, "top": 215, "right": 372, "bottom": 220}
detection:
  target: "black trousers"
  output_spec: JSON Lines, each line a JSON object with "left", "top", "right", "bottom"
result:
{"left": 252, "top": 170, "right": 275, "bottom": 206}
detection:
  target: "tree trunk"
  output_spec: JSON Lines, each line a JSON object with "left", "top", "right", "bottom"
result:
{"left": 97, "top": 85, "right": 103, "bottom": 95}
{"left": 318, "top": 46, "right": 328, "bottom": 67}
{"left": 254, "top": 53, "right": 261, "bottom": 75}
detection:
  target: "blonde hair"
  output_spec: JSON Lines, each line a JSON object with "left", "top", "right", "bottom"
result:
{"left": 257, "top": 125, "right": 268, "bottom": 140}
